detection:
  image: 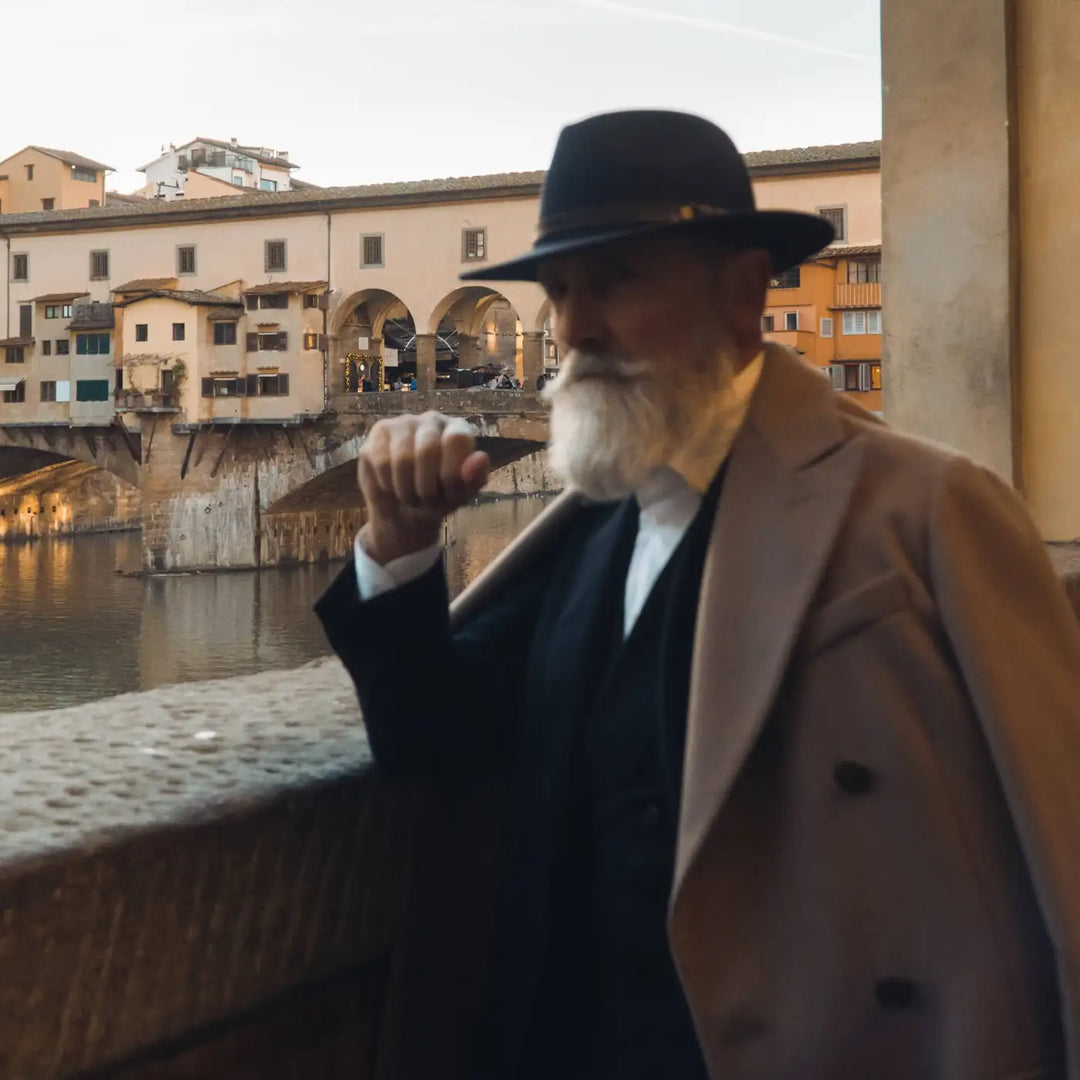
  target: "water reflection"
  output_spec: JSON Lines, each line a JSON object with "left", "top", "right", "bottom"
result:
{"left": 0, "top": 495, "right": 555, "bottom": 713}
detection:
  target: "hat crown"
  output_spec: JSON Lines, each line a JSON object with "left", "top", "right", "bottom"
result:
{"left": 539, "top": 110, "right": 756, "bottom": 232}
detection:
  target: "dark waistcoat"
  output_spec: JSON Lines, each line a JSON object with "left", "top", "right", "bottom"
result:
{"left": 496, "top": 470, "right": 725, "bottom": 1080}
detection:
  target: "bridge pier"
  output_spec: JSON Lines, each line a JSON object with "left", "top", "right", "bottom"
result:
{"left": 520, "top": 332, "right": 545, "bottom": 391}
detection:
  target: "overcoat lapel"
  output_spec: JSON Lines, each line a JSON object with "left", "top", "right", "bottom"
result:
{"left": 670, "top": 346, "right": 866, "bottom": 905}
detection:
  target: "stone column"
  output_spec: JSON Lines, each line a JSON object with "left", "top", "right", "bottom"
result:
{"left": 415, "top": 334, "right": 437, "bottom": 393}
{"left": 881, "top": 0, "right": 1017, "bottom": 485}
{"left": 368, "top": 337, "right": 383, "bottom": 392}
{"left": 520, "top": 332, "right": 545, "bottom": 391}
{"left": 456, "top": 334, "right": 481, "bottom": 369}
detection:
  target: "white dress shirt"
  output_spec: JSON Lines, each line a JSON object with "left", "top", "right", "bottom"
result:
{"left": 353, "top": 353, "right": 763, "bottom": 637}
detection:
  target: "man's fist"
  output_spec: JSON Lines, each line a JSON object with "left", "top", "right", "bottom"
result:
{"left": 357, "top": 412, "right": 490, "bottom": 564}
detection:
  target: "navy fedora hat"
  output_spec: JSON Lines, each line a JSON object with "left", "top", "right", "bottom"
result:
{"left": 461, "top": 109, "right": 834, "bottom": 283}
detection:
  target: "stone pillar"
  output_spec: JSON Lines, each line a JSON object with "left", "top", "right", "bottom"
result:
{"left": 1015, "top": 3, "right": 1080, "bottom": 538}
{"left": 520, "top": 332, "right": 545, "bottom": 391}
{"left": 415, "top": 334, "right": 437, "bottom": 393}
{"left": 881, "top": 0, "right": 1017, "bottom": 485}
{"left": 368, "top": 337, "right": 383, "bottom": 392}
{"left": 456, "top": 335, "right": 481, "bottom": 369}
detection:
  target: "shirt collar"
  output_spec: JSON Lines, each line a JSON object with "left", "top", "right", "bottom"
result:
{"left": 636, "top": 350, "right": 764, "bottom": 515}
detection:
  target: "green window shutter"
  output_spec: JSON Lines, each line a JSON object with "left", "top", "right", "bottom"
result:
{"left": 76, "top": 335, "right": 88, "bottom": 355}
{"left": 75, "top": 379, "right": 110, "bottom": 402}
{"left": 278, "top": 373, "right": 290, "bottom": 396}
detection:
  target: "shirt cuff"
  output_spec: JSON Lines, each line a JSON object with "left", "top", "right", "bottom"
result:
{"left": 353, "top": 531, "right": 443, "bottom": 601}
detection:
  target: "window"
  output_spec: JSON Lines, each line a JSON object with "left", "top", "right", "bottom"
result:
{"left": 19, "top": 305, "right": 31, "bottom": 337}
{"left": 761, "top": 315, "right": 775, "bottom": 332}
{"left": 258, "top": 373, "right": 290, "bottom": 396}
{"left": 172, "top": 323, "right": 186, "bottom": 341}
{"left": 260, "top": 179, "right": 278, "bottom": 192}
{"left": 264, "top": 240, "right": 287, "bottom": 272}
{"left": 303, "top": 293, "right": 321, "bottom": 308}
{"left": 785, "top": 312, "right": 799, "bottom": 331}
{"left": 135, "top": 324, "right": 148, "bottom": 342}
{"left": 258, "top": 292, "right": 288, "bottom": 309}
{"left": 867, "top": 310, "right": 883, "bottom": 335}
{"left": 847, "top": 258, "right": 881, "bottom": 284}
{"left": 817, "top": 206, "right": 847, "bottom": 242}
{"left": 201, "top": 377, "right": 240, "bottom": 397}
{"left": 871, "top": 363, "right": 883, "bottom": 390}
{"left": 75, "top": 333, "right": 110, "bottom": 355}
{"left": 177, "top": 245, "right": 196, "bottom": 275}
{"left": 362, "top": 234, "right": 384, "bottom": 268}
{"left": 71, "top": 166, "right": 97, "bottom": 183}
{"left": 844, "top": 364, "right": 860, "bottom": 392}
{"left": 303, "top": 332, "right": 326, "bottom": 350}
{"left": 56, "top": 339, "right": 69, "bottom": 355}
{"left": 462, "top": 227, "right": 487, "bottom": 262}
{"left": 12, "top": 254, "right": 28, "bottom": 282}
{"left": 213, "top": 322, "right": 237, "bottom": 346}
{"left": 770, "top": 267, "right": 801, "bottom": 289}
{"left": 62, "top": 304, "right": 72, "bottom": 318}
{"left": 842, "top": 311, "right": 867, "bottom": 336}
{"left": 40, "top": 381, "right": 57, "bottom": 402}
{"left": 246, "top": 331, "right": 288, "bottom": 352}
{"left": 90, "top": 250, "right": 110, "bottom": 280}
{"left": 2, "top": 381, "right": 25, "bottom": 403}
{"left": 232, "top": 175, "right": 244, "bottom": 186}
{"left": 820, "top": 317, "right": 834, "bottom": 338}
{"left": 41, "top": 198, "right": 55, "bottom": 211}
{"left": 25, "top": 164, "right": 33, "bottom": 180}
{"left": 76, "top": 379, "right": 111, "bottom": 402}
{"left": 44, "top": 305, "right": 61, "bottom": 319}
{"left": 5, "top": 347, "right": 25, "bottom": 364}
{"left": 41, "top": 340, "right": 51, "bottom": 356}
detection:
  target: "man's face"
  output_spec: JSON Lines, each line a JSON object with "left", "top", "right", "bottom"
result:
{"left": 537, "top": 232, "right": 767, "bottom": 500}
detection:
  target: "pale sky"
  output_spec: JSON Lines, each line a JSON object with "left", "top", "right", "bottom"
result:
{"left": 2, "top": 0, "right": 881, "bottom": 194}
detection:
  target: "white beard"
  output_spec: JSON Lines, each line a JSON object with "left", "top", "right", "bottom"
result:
{"left": 542, "top": 343, "right": 737, "bottom": 501}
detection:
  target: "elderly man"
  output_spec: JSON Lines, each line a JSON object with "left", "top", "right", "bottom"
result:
{"left": 317, "top": 111, "right": 1080, "bottom": 1080}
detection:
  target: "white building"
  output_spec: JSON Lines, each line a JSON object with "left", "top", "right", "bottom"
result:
{"left": 136, "top": 138, "right": 299, "bottom": 201}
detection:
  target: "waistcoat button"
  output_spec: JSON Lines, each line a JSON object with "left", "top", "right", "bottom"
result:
{"left": 874, "top": 977, "right": 917, "bottom": 1010}
{"left": 833, "top": 760, "right": 874, "bottom": 795}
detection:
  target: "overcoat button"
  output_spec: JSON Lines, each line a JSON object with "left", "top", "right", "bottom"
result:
{"left": 874, "top": 977, "right": 917, "bottom": 1010}
{"left": 833, "top": 760, "right": 874, "bottom": 795}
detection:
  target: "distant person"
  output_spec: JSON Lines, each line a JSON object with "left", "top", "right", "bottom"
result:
{"left": 318, "top": 110, "right": 1080, "bottom": 1079}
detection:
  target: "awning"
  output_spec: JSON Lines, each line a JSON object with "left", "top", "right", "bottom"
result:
{"left": 0, "top": 378, "right": 25, "bottom": 391}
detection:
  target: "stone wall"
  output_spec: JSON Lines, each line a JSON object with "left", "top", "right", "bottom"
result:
{"left": 0, "top": 461, "right": 140, "bottom": 541}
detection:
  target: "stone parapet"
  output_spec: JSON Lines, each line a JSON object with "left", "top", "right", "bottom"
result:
{"left": 0, "top": 660, "right": 499, "bottom": 1079}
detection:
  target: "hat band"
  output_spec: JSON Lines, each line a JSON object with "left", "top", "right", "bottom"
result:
{"left": 536, "top": 200, "right": 733, "bottom": 241}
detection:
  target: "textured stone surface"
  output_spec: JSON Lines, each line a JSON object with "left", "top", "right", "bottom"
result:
{"left": 0, "top": 659, "right": 459, "bottom": 1080}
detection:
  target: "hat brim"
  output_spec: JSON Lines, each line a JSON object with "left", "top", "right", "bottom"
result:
{"left": 460, "top": 210, "right": 834, "bottom": 282}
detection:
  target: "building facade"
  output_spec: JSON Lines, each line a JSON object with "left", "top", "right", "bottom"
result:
{"left": 137, "top": 139, "right": 298, "bottom": 201}
{"left": 0, "top": 141, "right": 882, "bottom": 430}
{"left": 0, "top": 147, "right": 112, "bottom": 215}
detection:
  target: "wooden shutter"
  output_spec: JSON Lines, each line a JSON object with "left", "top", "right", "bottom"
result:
{"left": 246, "top": 333, "right": 258, "bottom": 352}
{"left": 830, "top": 365, "right": 845, "bottom": 391}
{"left": 278, "top": 373, "right": 289, "bottom": 396}
{"left": 247, "top": 374, "right": 259, "bottom": 396}
{"left": 19, "top": 305, "right": 32, "bottom": 337}
{"left": 277, "top": 332, "right": 288, "bottom": 351}
{"left": 201, "top": 378, "right": 213, "bottom": 398}
{"left": 235, "top": 376, "right": 247, "bottom": 396}
{"left": 859, "top": 363, "right": 872, "bottom": 392}
{"left": 246, "top": 295, "right": 258, "bottom": 311}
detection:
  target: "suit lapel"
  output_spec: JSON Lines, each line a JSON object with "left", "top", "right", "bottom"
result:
{"left": 671, "top": 345, "right": 866, "bottom": 902}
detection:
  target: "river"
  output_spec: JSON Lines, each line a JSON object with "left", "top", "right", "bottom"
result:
{"left": 0, "top": 496, "right": 556, "bottom": 714}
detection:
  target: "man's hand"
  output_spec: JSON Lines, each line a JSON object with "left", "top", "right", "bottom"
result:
{"left": 357, "top": 412, "right": 490, "bottom": 564}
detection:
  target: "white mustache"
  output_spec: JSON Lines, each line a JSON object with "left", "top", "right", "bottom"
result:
{"left": 554, "top": 350, "right": 651, "bottom": 386}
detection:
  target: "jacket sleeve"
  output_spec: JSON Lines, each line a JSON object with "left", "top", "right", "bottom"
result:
{"left": 930, "top": 454, "right": 1080, "bottom": 1077}
{"left": 315, "top": 554, "right": 548, "bottom": 784}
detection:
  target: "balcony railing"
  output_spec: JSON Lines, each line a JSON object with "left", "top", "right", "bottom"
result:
{"left": 834, "top": 281, "right": 882, "bottom": 309}
{"left": 115, "top": 388, "right": 179, "bottom": 411}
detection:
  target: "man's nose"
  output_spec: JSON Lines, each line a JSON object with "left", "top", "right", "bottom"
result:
{"left": 554, "top": 293, "right": 609, "bottom": 353}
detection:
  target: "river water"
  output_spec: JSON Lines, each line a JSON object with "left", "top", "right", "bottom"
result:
{"left": 0, "top": 496, "right": 555, "bottom": 714}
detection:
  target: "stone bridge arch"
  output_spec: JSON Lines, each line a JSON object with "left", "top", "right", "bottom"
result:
{"left": 0, "top": 424, "right": 142, "bottom": 488}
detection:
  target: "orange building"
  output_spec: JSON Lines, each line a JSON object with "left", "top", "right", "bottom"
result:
{"left": 762, "top": 242, "right": 883, "bottom": 414}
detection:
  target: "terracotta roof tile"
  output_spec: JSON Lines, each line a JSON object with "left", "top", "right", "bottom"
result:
{"left": 0, "top": 337, "right": 33, "bottom": 348}
{"left": 30, "top": 291, "right": 90, "bottom": 303}
{"left": 115, "top": 289, "right": 244, "bottom": 309}
{"left": 113, "top": 278, "right": 179, "bottom": 293}
{"left": 814, "top": 242, "right": 883, "bottom": 259}
{"left": 744, "top": 141, "right": 881, "bottom": 169}
{"left": 243, "top": 280, "right": 327, "bottom": 295}
{"left": 68, "top": 303, "right": 115, "bottom": 330}
{"left": 29, "top": 146, "right": 114, "bottom": 172}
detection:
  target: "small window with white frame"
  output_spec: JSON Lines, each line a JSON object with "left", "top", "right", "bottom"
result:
{"left": 817, "top": 206, "right": 847, "bottom": 242}
{"left": 842, "top": 311, "right": 867, "bottom": 335}
{"left": 867, "top": 310, "right": 883, "bottom": 335}
{"left": 784, "top": 311, "right": 799, "bottom": 331}
{"left": 177, "top": 245, "right": 196, "bottom": 276}
{"left": 761, "top": 314, "right": 775, "bottom": 332}
{"left": 820, "top": 317, "right": 834, "bottom": 338}
{"left": 362, "top": 234, "right": 384, "bottom": 268}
